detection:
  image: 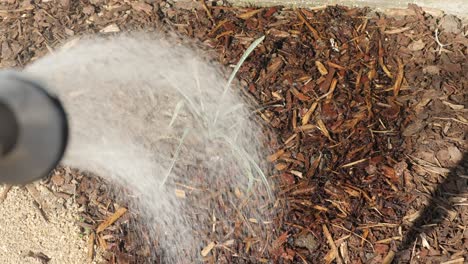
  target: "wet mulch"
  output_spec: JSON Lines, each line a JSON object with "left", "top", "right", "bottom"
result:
{"left": 1, "top": 0, "right": 466, "bottom": 263}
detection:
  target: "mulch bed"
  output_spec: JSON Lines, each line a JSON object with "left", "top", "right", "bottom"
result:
{"left": 1, "top": 0, "right": 466, "bottom": 263}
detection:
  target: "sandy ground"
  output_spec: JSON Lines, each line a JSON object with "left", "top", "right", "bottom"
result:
{"left": 0, "top": 184, "right": 91, "bottom": 264}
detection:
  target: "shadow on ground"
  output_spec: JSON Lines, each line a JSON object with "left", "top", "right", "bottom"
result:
{"left": 394, "top": 152, "right": 467, "bottom": 263}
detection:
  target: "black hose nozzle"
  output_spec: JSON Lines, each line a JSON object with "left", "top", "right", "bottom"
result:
{"left": 0, "top": 72, "right": 68, "bottom": 185}
{"left": 0, "top": 100, "right": 19, "bottom": 156}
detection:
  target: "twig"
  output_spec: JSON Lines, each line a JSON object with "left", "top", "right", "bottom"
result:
{"left": 88, "top": 232, "right": 95, "bottom": 262}
{"left": 295, "top": 9, "right": 320, "bottom": 40}
{"left": 409, "top": 237, "right": 418, "bottom": 263}
{"left": 433, "top": 117, "right": 468, "bottom": 126}
{"left": 323, "top": 224, "right": 343, "bottom": 264}
{"left": 25, "top": 184, "right": 49, "bottom": 222}
{"left": 201, "top": 241, "right": 216, "bottom": 257}
{"left": 393, "top": 58, "right": 404, "bottom": 96}
{"left": 96, "top": 207, "right": 128, "bottom": 233}
{"left": 341, "top": 158, "right": 368, "bottom": 168}
{"left": 199, "top": 0, "right": 214, "bottom": 24}
{"left": 332, "top": 224, "right": 375, "bottom": 250}
{"left": 0, "top": 6, "right": 34, "bottom": 14}
{"left": 434, "top": 28, "right": 452, "bottom": 54}
{"left": 382, "top": 251, "right": 395, "bottom": 264}
{"left": 440, "top": 258, "right": 465, "bottom": 264}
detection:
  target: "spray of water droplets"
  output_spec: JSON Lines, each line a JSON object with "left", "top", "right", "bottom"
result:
{"left": 24, "top": 33, "right": 275, "bottom": 263}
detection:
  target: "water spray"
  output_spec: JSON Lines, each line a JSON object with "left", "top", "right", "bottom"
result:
{"left": 0, "top": 32, "right": 275, "bottom": 262}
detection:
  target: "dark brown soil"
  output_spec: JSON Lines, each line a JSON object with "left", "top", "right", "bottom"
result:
{"left": 0, "top": 0, "right": 466, "bottom": 263}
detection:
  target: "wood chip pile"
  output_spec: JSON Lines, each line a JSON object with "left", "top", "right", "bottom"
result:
{"left": 0, "top": 0, "right": 466, "bottom": 263}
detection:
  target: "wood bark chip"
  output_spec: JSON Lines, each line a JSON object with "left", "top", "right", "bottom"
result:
{"left": 201, "top": 241, "right": 215, "bottom": 257}
{"left": 237, "top": 8, "right": 263, "bottom": 20}
{"left": 383, "top": 26, "right": 411, "bottom": 34}
{"left": 291, "top": 87, "right": 311, "bottom": 101}
{"left": 323, "top": 224, "right": 343, "bottom": 264}
{"left": 267, "top": 149, "right": 284, "bottom": 162}
{"left": 302, "top": 101, "right": 318, "bottom": 125}
{"left": 130, "top": 2, "right": 153, "bottom": 15}
{"left": 88, "top": 232, "right": 95, "bottom": 262}
{"left": 315, "top": 60, "right": 328, "bottom": 75}
{"left": 96, "top": 207, "right": 128, "bottom": 233}
{"left": 25, "top": 184, "right": 49, "bottom": 222}
{"left": 393, "top": 57, "right": 405, "bottom": 96}
{"left": 295, "top": 9, "right": 321, "bottom": 40}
